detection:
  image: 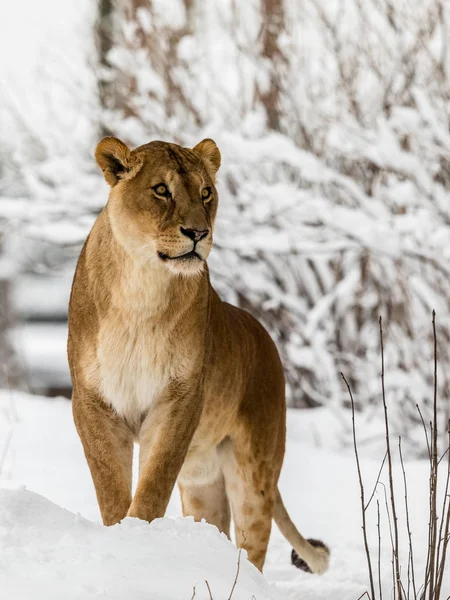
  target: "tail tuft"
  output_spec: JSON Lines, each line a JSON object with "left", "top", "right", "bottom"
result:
{"left": 274, "top": 489, "right": 330, "bottom": 574}
{"left": 291, "top": 539, "right": 329, "bottom": 574}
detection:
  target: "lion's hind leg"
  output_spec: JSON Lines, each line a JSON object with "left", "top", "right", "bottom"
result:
{"left": 178, "top": 449, "right": 231, "bottom": 536}
{"left": 219, "top": 437, "right": 278, "bottom": 572}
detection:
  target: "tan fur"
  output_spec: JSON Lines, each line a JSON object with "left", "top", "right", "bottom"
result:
{"left": 68, "top": 137, "right": 329, "bottom": 573}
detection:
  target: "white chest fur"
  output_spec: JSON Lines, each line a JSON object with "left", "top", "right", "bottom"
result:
{"left": 97, "top": 313, "right": 171, "bottom": 421}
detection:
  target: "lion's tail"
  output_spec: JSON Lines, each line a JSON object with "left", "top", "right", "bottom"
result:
{"left": 273, "top": 488, "right": 330, "bottom": 575}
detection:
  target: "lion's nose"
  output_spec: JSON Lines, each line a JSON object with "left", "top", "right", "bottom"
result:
{"left": 180, "top": 227, "right": 209, "bottom": 243}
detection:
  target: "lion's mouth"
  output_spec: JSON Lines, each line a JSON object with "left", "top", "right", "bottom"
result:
{"left": 158, "top": 250, "right": 202, "bottom": 262}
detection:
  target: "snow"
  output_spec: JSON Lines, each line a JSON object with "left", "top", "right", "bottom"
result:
{"left": 12, "top": 323, "right": 70, "bottom": 391}
{"left": 1, "top": 391, "right": 448, "bottom": 599}
{"left": 1, "top": 0, "right": 450, "bottom": 594}
{"left": 13, "top": 273, "right": 73, "bottom": 320}
{"left": 0, "top": 489, "right": 281, "bottom": 600}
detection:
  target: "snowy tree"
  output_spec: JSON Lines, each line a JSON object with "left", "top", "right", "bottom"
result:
{"left": 0, "top": 4, "right": 102, "bottom": 392}
{"left": 0, "top": 0, "right": 448, "bottom": 449}
{"left": 95, "top": 0, "right": 450, "bottom": 447}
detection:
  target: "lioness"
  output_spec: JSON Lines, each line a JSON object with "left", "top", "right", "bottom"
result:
{"left": 68, "top": 136, "right": 329, "bottom": 573}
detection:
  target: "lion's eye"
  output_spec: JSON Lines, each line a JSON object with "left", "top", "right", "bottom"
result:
{"left": 202, "top": 187, "right": 212, "bottom": 201}
{"left": 153, "top": 184, "right": 169, "bottom": 197}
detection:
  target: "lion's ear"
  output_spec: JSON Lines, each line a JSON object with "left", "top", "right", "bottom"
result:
{"left": 192, "top": 139, "right": 221, "bottom": 176}
{"left": 95, "top": 137, "right": 143, "bottom": 186}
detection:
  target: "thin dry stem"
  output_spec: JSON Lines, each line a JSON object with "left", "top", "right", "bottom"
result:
{"left": 399, "top": 436, "right": 417, "bottom": 600}
{"left": 435, "top": 436, "right": 450, "bottom": 575}
{"left": 228, "top": 548, "right": 242, "bottom": 600}
{"left": 205, "top": 580, "right": 213, "bottom": 600}
{"left": 428, "top": 310, "right": 439, "bottom": 600}
{"left": 417, "top": 405, "right": 432, "bottom": 462}
{"left": 423, "top": 422, "right": 434, "bottom": 600}
{"left": 379, "top": 316, "right": 402, "bottom": 600}
{"left": 341, "top": 372, "right": 376, "bottom": 600}
{"left": 354, "top": 312, "right": 449, "bottom": 600}
{"left": 365, "top": 451, "right": 388, "bottom": 511}
{"left": 437, "top": 446, "right": 449, "bottom": 467}
{"left": 435, "top": 423, "right": 450, "bottom": 599}
{"left": 377, "top": 499, "right": 383, "bottom": 600}
{"left": 351, "top": 312, "right": 450, "bottom": 600}
{"left": 407, "top": 543, "right": 412, "bottom": 600}
{"left": 379, "top": 481, "right": 396, "bottom": 598}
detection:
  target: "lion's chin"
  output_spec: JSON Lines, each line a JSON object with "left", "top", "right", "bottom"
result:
{"left": 157, "top": 249, "right": 207, "bottom": 277}
{"left": 162, "top": 256, "right": 206, "bottom": 277}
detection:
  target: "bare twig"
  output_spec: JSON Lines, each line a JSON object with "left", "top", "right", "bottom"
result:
{"left": 437, "top": 446, "right": 449, "bottom": 467}
{"left": 435, "top": 437, "right": 449, "bottom": 575}
{"left": 341, "top": 372, "right": 376, "bottom": 600}
{"left": 435, "top": 423, "right": 450, "bottom": 599}
{"left": 205, "top": 580, "right": 213, "bottom": 600}
{"left": 379, "top": 481, "right": 396, "bottom": 597}
{"left": 190, "top": 586, "right": 196, "bottom": 600}
{"left": 417, "top": 405, "right": 432, "bottom": 461}
{"left": 423, "top": 423, "right": 434, "bottom": 600}
{"left": 428, "top": 311, "right": 439, "bottom": 600}
{"left": 352, "top": 312, "right": 450, "bottom": 600}
{"left": 228, "top": 548, "right": 242, "bottom": 600}
{"left": 379, "top": 316, "right": 402, "bottom": 600}
{"left": 407, "top": 544, "right": 412, "bottom": 600}
{"left": 377, "top": 499, "right": 383, "bottom": 600}
{"left": 365, "top": 451, "right": 388, "bottom": 511}
{"left": 399, "top": 436, "right": 417, "bottom": 600}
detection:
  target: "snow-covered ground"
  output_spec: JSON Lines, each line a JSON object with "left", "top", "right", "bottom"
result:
{"left": 0, "top": 489, "right": 281, "bottom": 600}
{"left": 1, "top": 391, "right": 447, "bottom": 599}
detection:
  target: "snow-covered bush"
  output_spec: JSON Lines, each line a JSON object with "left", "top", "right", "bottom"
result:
{"left": 98, "top": 0, "right": 450, "bottom": 443}
{"left": 0, "top": 6, "right": 102, "bottom": 391}
{"left": 0, "top": 0, "right": 449, "bottom": 446}
{"left": 0, "top": 1, "right": 103, "bottom": 249}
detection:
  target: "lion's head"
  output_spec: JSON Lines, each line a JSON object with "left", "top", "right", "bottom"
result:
{"left": 95, "top": 137, "right": 221, "bottom": 276}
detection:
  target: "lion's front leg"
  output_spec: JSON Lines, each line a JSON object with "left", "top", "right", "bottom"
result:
{"left": 72, "top": 388, "right": 134, "bottom": 526}
{"left": 128, "top": 380, "right": 203, "bottom": 522}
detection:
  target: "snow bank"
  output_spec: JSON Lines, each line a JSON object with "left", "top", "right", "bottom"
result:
{"left": 1, "top": 390, "right": 448, "bottom": 599}
{"left": 0, "top": 488, "right": 282, "bottom": 600}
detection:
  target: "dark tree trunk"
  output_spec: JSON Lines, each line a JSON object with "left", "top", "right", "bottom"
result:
{"left": 260, "top": 0, "right": 285, "bottom": 131}
{"left": 0, "top": 276, "right": 24, "bottom": 390}
{"left": 96, "top": 0, "right": 115, "bottom": 137}
{"left": 108, "top": 0, "right": 199, "bottom": 142}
